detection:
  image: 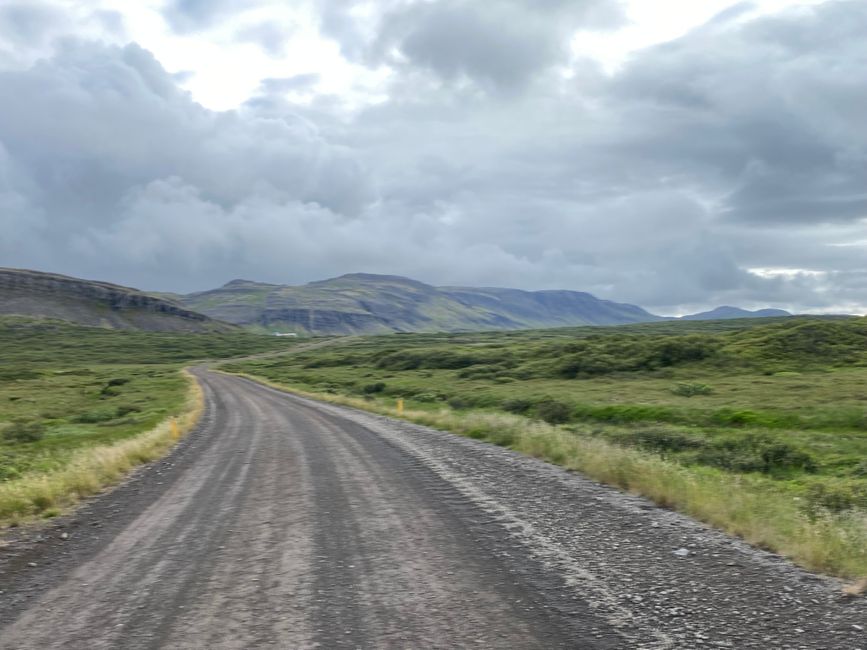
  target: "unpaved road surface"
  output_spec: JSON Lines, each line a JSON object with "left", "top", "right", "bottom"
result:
{"left": 1, "top": 370, "right": 865, "bottom": 649}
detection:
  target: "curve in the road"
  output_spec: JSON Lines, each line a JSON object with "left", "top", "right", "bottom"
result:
{"left": 1, "top": 369, "right": 865, "bottom": 649}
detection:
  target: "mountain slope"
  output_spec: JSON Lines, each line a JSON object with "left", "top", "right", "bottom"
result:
{"left": 0, "top": 268, "right": 235, "bottom": 332}
{"left": 680, "top": 306, "right": 791, "bottom": 321}
{"left": 178, "top": 273, "right": 664, "bottom": 335}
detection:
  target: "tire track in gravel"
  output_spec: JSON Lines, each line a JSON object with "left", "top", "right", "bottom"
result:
{"left": 1, "top": 369, "right": 865, "bottom": 649}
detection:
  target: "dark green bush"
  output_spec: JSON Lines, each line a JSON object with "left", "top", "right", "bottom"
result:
{"left": 115, "top": 404, "right": 142, "bottom": 417}
{"left": 446, "top": 396, "right": 468, "bottom": 409}
{"left": 535, "top": 400, "right": 572, "bottom": 424}
{"left": 695, "top": 434, "right": 817, "bottom": 475}
{"left": 73, "top": 409, "right": 117, "bottom": 424}
{"left": 572, "top": 404, "right": 680, "bottom": 424}
{"left": 376, "top": 348, "right": 500, "bottom": 371}
{"left": 804, "top": 481, "right": 867, "bottom": 514}
{"left": 2, "top": 420, "right": 46, "bottom": 443}
{"left": 670, "top": 382, "right": 713, "bottom": 397}
{"left": 629, "top": 430, "right": 703, "bottom": 456}
{"left": 557, "top": 334, "right": 720, "bottom": 378}
{"left": 0, "top": 367, "right": 42, "bottom": 381}
{"left": 709, "top": 408, "right": 799, "bottom": 429}
{"left": 361, "top": 382, "right": 386, "bottom": 394}
{"left": 851, "top": 460, "right": 867, "bottom": 477}
{"left": 501, "top": 398, "right": 534, "bottom": 415}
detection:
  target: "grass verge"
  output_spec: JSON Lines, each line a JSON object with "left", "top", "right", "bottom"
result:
{"left": 227, "top": 371, "right": 867, "bottom": 584}
{"left": 0, "top": 369, "right": 203, "bottom": 527}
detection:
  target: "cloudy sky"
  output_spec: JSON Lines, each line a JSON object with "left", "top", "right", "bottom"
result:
{"left": 0, "top": 0, "right": 864, "bottom": 314}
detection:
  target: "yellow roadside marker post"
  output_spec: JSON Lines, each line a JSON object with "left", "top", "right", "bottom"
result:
{"left": 397, "top": 398, "right": 404, "bottom": 416}
{"left": 170, "top": 417, "right": 181, "bottom": 440}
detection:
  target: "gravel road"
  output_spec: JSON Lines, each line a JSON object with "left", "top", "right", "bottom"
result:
{"left": 1, "top": 369, "right": 865, "bottom": 649}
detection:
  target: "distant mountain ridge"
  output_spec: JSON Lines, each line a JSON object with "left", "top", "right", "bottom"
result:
{"left": 0, "top": 268, "right": 235, "bottom": 332}
{"left": 679, "top": 306, "right": 791, "bottom": 321}
{"left": 0, "top": 267, "right": 794, "bottom": 335}
{"left": 176, "top": 273, "right": 666, "bottom": 335}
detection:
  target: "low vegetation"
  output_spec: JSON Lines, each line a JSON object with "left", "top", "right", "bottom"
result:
{"left": 223, "top": 316, "right": 867, "bottom": 580}
{"left": 0, "top": 317, "right": 298, "bottom": 524}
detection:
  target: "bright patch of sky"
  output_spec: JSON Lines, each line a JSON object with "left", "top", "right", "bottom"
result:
{"left": 40, "top": 0, "right": 827, "bottom": 111}
{"left": 571, "top": 0, "right": 830, "bottom": 73}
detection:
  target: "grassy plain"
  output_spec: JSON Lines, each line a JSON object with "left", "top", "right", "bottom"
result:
{"left": 223, "top": 316, "right": 867, "bottom": 580}
{"left": 0, "top": 317, "right": 298, "bottom": 523}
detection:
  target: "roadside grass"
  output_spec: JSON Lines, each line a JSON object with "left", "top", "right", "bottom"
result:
{"left": 0, "top": 316, "right": 300, "bottom": 526}
{"left": 0, "top": 370, "right": 202, "bottom": 525}
{"left": 229, "top": 371, "right": 867, "bottom": 580}
{"left": 222, "top": 316, "right": 867, "bottom": 582}
{"left": 0, "top": 365, "right": 188, "bottom": 481}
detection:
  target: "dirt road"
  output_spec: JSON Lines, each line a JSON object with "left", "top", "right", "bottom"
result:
{"left": 1, "top": 369, "right": 865, "bottom": 649}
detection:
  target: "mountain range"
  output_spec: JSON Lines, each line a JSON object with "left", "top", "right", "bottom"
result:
{"left": 679, "top": 306, "right": 791, "bottom": 321}
{"left": 0, "top": 268, "right": 793, "bottom": 335}
{"left": 170, "top": 273, "right": 667, "bottom": 335}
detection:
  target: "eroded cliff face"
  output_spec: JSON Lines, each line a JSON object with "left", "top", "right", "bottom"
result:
{"left": 0, "top": 268, "right": 233, "bottom": 332}
{"left": 259, "top": 308, "right": 393, "bottom": 335}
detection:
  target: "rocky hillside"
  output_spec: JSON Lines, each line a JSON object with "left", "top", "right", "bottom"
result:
{"left": 177, "top": 273, "right": 665, "bottom": 335}
{"left": 0, "top": 268, "right": 234, "bottom": 332}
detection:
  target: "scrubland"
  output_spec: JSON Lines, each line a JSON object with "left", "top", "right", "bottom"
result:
{"left": 0, "top": 317, "right": 296, "bottom": 524}
{"left": 223, "top": 316, "right": 867, "bottom": 581}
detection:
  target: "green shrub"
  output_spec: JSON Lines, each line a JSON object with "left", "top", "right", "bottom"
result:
{"left": 73, "top": 410, "right": 117, "bottom": 424}
{"left": 0, "top": 368, "right": 42, "bottom": 381}
{"left": 804, "top": 481, "right": 867, "bottom": 514}
{"left": 376, "top": 348, "right": 499, "bottom": 371}
{"left": 628, "top": 429, "right": 703, "bottom": 456}
{"left": 361, "top": 382, "right": 386, "bottom": 394}
{"left": 573, "top": 404, "right": 679, "bottom": 424}
{"left": 851, "top": 461, "right": 867, "bottom": 477}
{"left": 557, "top": 335, "right": 720, "bottom": 378}
{"left": 115, "top": 405, "right": 142, "bottom": 417}
{"left": 695, "top": 434, "right": 817, "bottom": 475}
{"left": 501, "top": 398, "right": 534, "bottom": 415}
{"left": 2, "top": 420, "right": 46, "bottom": 443}
{"left": 447, "top": 396, "right": 469, "bottom": 410}
{"left": 535, "top": 400, "right": 572, "bottom": 425}
{"left": 412, "top": 392, "right": 440, "bottom": 403}
{"left": 106, "top": 377, "right": 130, "bottom": 387}
{"left": 670, "top": 382, "right": 713, "bottom": 397}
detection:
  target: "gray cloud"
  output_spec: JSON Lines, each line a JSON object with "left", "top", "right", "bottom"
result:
{"left": 162, "top": 0, "right": 254, "bottom": 33}
{"left": 0, "top": 2, "right": 64, "bottom": 47}
{"left": 319, "top": 0, "right": 624, "bottom": 91}
{"left": 0, "top": 1, "right": 866, "bottom": 314}
{"left": 235, "top": 21, "right": 293, "bottom": 56}
{"left": 374, "top": 3, "right": 566, "bottom": 91}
